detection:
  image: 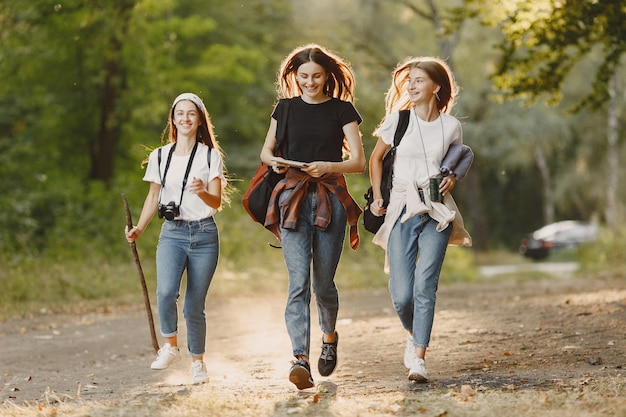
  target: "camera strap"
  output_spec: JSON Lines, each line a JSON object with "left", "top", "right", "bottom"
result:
{"left": 157, "top": 141, "right": 199, "bottom": 207}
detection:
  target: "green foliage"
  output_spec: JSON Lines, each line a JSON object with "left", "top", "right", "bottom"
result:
{"left": 578, "top": 226, "right": 626, "bottom": 275}
{"left": 460, "top": 0, "right": 626, "bottom": 111}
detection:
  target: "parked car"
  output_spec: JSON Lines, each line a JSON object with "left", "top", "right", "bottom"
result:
{"left": 519, "top": 220, "right": 599, "bottom": 260}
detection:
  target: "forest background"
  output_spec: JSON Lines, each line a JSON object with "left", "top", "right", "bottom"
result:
{"left": 0, "top": 0, "right": 625, "bottom": 318}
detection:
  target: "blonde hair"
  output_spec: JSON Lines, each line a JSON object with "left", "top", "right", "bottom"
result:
{"left": 383, "top": 56, "right": 459, "bottom": 115}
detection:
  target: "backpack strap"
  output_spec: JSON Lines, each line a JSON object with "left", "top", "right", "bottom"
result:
{"left": 383, "top": 109, "right": 410, "bottom": 192}
{"left": 158, "top": 147, "right": 162, "bottom": 182}
{"left": 158, "top": 144, "right": 176, "bottom": 187}
{"left": 393, "top": 109, "right": 410, "bottom": 148}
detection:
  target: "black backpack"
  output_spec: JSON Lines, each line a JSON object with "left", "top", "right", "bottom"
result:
{"left": 363, "top": 109, "right": 410, "bottom": 233}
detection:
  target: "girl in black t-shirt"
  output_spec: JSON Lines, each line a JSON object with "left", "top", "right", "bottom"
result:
{"left": 260, "top": 44, "right": 365, "bottom": 390}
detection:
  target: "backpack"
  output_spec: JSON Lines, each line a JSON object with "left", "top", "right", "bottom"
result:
{"left": 242, "top": 99, "right": 290, "bottom": 225}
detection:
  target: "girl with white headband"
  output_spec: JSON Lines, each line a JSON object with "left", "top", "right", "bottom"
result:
{"left": 125, "top": 92, "right": 229, "bottom": 384}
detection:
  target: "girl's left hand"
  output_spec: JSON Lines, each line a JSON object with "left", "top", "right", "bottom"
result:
{"left": 440, "top": 175, "right": 457, "bottom": 196}
{"left": 302, "top": 161, "right": 329, "bottom": 178}
{"left": 189, "top": 177, "right": 207, "bottom": 195}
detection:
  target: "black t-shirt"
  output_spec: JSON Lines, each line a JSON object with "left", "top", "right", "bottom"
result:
{"left": 271, "top": 97, "right": 362, "bottom": 163}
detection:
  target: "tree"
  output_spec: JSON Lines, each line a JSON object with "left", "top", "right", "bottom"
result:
{"left": 0, "top": 1, "right": 138, "bottom": 184}
{"left": 0, "top": 0, "right": 293, "bottom": 253}
{"left": 459, "top": 0, "right": 626, "bottom": 227}
{"left": 0, "top": 0, "right": 292, "bottom": 183}
{"left": 458, "top": 0, "right": 625, "bottom": 108}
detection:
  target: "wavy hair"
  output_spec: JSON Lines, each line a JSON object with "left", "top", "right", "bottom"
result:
{"left": 383, "top": 56, "right": 459, "bottom": 115}
{"left": 277, "top": 43, "right": 356, "bottom": 103}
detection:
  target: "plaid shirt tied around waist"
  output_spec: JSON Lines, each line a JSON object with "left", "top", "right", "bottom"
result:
{"left": 264, "top": 169, "right": 362, "bottom": 250}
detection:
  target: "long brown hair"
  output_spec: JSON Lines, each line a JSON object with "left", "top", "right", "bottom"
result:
{"left": 277, "top": 43, "right": 356, "bottom": 103}
{"left": 277, "top": 44, "right": 358, "bottom": 155}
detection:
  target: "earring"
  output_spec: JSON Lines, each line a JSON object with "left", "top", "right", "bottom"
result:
{"left": 435, "top": 91, "right": 441, "bottom": 101}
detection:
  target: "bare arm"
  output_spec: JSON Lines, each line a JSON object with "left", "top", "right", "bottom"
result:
{"left": 260, "top": 118, "right": 289, "bottom": 174}
{"left": 189, "top": 176, "right": 222, "bottom": 209}
{"left": 368, "top": 137, "right": 389, "bottom": 216}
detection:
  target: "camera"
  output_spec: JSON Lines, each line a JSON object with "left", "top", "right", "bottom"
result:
{"left": 158, "top": 201, "right": 180, "bottom": 220}
{"left": 429, "top": 177, "right": 444, "bottom": 203}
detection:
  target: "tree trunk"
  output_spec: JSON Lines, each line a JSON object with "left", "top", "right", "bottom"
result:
{"left": 89, "top": 2, "right": 134, "bottom": 185}
{"left": 534, "top": 142, "right": 554, "bottom": 224}
{"left": 605, "top": 71, "right": 619, "bottom": 228}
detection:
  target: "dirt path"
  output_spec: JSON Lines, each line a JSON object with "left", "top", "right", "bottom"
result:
{"left": 1, "top": 275, "right": 625, "bottom": 410}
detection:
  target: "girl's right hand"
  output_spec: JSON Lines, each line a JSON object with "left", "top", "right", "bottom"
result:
{"left": 272, "top": 164, "right": 288, "bottom": 174}
{"left": 370, "top": 198, "right": 386, "bottom": 217}
{"left": 125, "top": 225, "right": 141, "bottom": 243}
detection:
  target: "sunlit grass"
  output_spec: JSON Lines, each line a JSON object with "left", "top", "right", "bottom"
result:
{"left": 0, "top": 254, "right": 147, "bottom": 321}
{"left": 472, "top": 248, "right": 530, "bottom": 266}
{"left": 0, "top": 240, "right": 477, "bottom": 322}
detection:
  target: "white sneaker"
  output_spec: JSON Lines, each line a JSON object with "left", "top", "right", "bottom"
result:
{"left": 408, "top": 357, "right": 428, "bottom": 383}
{"left": 150, "top": 343, "right": 181, "bottom": 370}
{"left": 404, "top": 334, "right": 415, "bottom": 369}
{"left": 190, "top": 360, "right": 210, "bottom": 385}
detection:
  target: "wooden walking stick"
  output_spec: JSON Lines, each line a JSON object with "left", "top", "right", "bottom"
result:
{"left": 122, "top": 193, "right": 160, "bottom": 354}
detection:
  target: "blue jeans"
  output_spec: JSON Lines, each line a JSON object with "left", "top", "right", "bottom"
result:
{"left": 387, "top": 211, "right": 451, "bottom": 348}
{"left": 280, "top": 189, "right": 346, "bottom": 358}
{"left": 155, "top": 217, "right": 219, "bottom": 357}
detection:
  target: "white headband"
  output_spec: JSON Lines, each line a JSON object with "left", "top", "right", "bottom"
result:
{"left": 172, "top": 93, "right": 205, "bottom": 112}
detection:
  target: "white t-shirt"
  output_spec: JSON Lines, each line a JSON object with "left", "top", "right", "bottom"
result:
{"left": 143, "top": 142, "right": 226, "bottom": 220}
{"left": 372, "top": 110, "right": 472, "bottom": 267}
{"left": 376, "top": 110, "right": 462, "bottom": 184}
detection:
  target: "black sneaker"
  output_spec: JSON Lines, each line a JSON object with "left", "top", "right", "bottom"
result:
{"left": 318, "top": 332, "right": 338, "bottom": 376}
{"left": 289, "top": 359, "right": 314, "bottom": 390}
